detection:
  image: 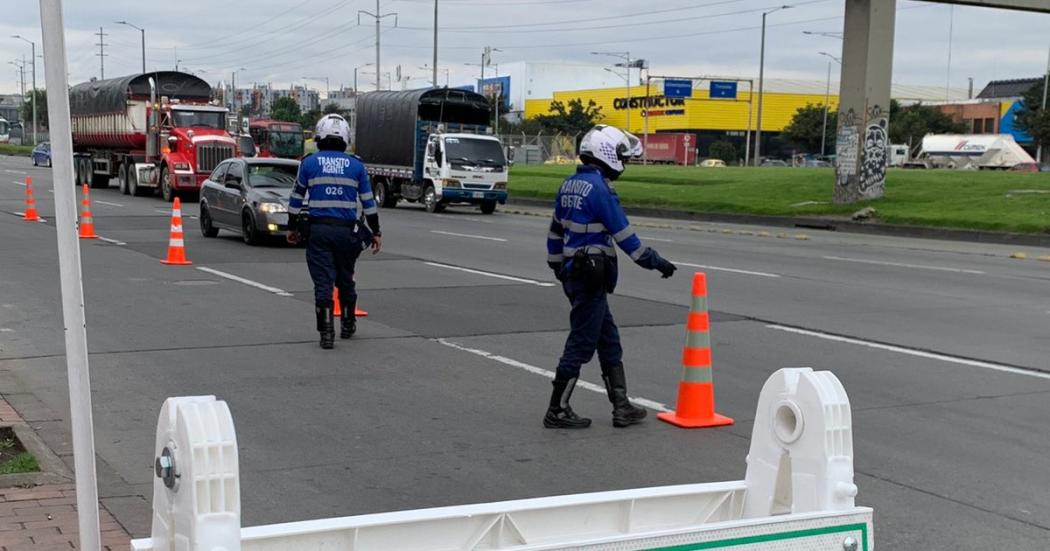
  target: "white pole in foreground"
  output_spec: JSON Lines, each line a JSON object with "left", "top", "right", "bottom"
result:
{"left": 38, "top": 1, "right": 102, "bottom": 549}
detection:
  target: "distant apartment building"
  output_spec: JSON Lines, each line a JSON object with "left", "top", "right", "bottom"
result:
{"left": 224, "top": 84, "right": 321, "bottom": 116}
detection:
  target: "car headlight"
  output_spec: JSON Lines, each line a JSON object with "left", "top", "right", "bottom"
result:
{"left": 260, "top": 202, "right": 287, "bottom": 213}
{"left": 173, "top": 162, "right": 191, "bottom": 171}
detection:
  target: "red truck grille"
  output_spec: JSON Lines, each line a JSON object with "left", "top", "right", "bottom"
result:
{"left": 196, "top": 143, "right": 234, "bottom": 173}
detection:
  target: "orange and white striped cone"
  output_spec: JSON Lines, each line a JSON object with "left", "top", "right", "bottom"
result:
{"left": 657, "top": 272, "right": 734, "bottom": 428}
{"left": 78, "top": 184, "right": 98, "bottom": 239}
{"left": 22, "top": 177, "right": 41, "bottom": 222}
{"left": 160, "top": 197, "right": 192, "bottom": 265}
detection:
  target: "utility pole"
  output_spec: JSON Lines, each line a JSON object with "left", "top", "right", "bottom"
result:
{"left": 358, "top": 0, "right": 397, "bottom": 92}
{"left": 95, "top": 26, "right": 108, "bottom": 79}
{"left": 12, "top": 35, "right": 36, "bottom": 145}
{"left": 432, "top": 0, "right": 438, "bottom": 88}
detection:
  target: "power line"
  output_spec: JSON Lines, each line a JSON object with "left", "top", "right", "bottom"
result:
{"left": 174, "top": 0, "right": 327, "bottom": 51}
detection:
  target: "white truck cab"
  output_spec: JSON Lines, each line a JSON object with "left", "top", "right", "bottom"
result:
{"left": 424, "top": 132, "right": 509, "bottom": 214}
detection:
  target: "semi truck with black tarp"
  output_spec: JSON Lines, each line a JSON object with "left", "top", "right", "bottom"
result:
{"left": 355, "top": 88, "right": 508, "bottom": 214}
{"left": 69, "top": 71, "right": 236, "bottom": 201}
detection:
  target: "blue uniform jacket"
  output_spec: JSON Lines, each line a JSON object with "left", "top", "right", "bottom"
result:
{"left": 547, "top": 165, "right": 662, "bottom": 288}
{"left": 289, "top": 151, "right": 378, "bottom": 221}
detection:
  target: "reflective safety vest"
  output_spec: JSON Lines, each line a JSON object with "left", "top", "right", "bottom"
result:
{"left": 289, "top": 151, "right": 378, "bottom": 221}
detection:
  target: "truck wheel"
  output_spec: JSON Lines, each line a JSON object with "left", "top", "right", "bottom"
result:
{"left": 480, "top": 200, "right": 497, "bottom": 215}
{"left": 160, "top": 166, "right": 175, "bottom": 202}
{"left": 117, "top": 162, "right": 129, "bottom": 195}
{"left": 74, "top": 157, "right": 85, "bottom": 186}
{"left": 423, "top": 184, "right": 445, "bottom": 213}
{"left": 376, "top": 181, "right": 397, "bottom": 209}
{"left": 128, "top": 165, "right": 144, "bottom": 197}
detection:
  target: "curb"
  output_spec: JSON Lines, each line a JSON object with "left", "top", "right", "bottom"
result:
{"left": 505, "top": 197, "right": 1050, "bottom": 248}
{"left": 0, "top": 423, "right": 74, "bottom": 488}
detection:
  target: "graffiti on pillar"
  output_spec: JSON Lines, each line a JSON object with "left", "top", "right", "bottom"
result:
{"left": 859, "top": 105, "right": 888, "bottom": 196}
{"left": 835, "top": 108, "right": 860, "bottom": 189}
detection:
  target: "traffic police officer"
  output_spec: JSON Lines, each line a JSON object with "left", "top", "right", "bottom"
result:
{"left": 545, "top": 125, "right": 677, "bottom": 428}
{"left": 288, "top": 114, "right": 382, "bottom": 349}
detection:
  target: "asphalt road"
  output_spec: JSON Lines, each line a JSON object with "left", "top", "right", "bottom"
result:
{"left": 2, "top": 154, "right": 1050, "bottom": 549}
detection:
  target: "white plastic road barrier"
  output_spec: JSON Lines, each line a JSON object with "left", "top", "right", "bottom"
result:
{"left": 131, "top": 368, "right": 872, "bottom": 551}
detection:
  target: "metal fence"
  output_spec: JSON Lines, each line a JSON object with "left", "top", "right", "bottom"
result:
{"left": 500, "top": 133, "right": 581, "bottom": 166}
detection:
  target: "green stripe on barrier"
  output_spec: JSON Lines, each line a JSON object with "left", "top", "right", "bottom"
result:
{"left": 691, "top": 296, "right": 708, "bottom": 312}
{"left": 682, "top": 367, "right": 713, "bottom": 383}
{"left": 648, "top": 522, "right": 869, "bottom": 551}
{"left": 685, "top": 331, "right": 710, "bottom": 349}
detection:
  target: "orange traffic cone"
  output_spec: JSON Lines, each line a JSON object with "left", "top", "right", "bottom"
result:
{"left": 78, "top": 184, "right": 98, "bottom": 239}
{"left": 334, "top": 288, "right": 369, "bottom": 317}
{"left": 657, "top": 272, "right": 734, "bottom": 428}
{"left": 160, "top": 197, "right": 192, "bottom": 265}
{"left": 22, "top": 177, "right": 40, "bottom": 222}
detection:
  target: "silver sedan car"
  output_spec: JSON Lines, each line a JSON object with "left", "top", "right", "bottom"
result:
{"left": 199, "top": 157, "right": 300, "bottom": 245}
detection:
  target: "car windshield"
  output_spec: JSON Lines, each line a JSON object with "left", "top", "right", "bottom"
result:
{"left": 248, "top": 164, "right": 298, "bottom": 188}
{"left": 444, "top": 137, "right": 506, "bottom": 168}
{"left": 172, "top": 110, "right": 226, "bottom": 129}
{"left": 270, "top": 131, "right": 304, "bottom": 158}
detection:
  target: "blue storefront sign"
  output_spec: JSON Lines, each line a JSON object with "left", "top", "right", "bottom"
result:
{"left": 663, "top": 79, "right": 693, "bottom": 99}
{"left": 477, "top": 76, "right": 511, "bottom": 110}
{"left": 710, "top": 81, "right": 738, "bottom": 99}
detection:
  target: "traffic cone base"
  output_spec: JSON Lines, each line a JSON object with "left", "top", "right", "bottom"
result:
{"left": 354, "top": 306, "right": 368, "bottom": 317}
{"left": 335, "top": 289, "right": 368, "bottom": 317}
{"left": 657, "top": 382, "right": 734, "bottom": 428}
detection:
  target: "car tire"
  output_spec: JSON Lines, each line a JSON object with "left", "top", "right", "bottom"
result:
{"left": 161, "top": 165, "right": 175, "bottom": 202}
{"left": 47, "top": 158, "right": 51, "bottom": 168}
{"left": 118, "top": 162, "right": 129, "bottom": 195}
{"left": 200, "top": 205, "right": 219, "bottom": 238}
{"left": 32, "top": 156, "right": 37, "bottom": 167}
{"left": 242, "top": 211, "right": 259, "bottom": 246}
{"left": 480, "top": 200, "right": 497, "bottom": 215}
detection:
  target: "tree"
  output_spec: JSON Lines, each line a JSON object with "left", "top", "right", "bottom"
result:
{"left": 323, "top": 102, "right": 343, "bottom": 115}
{"left": 531, "top": 98, "right": 604, "bottom": 136}
{"left": 708, "top": 141, "right": 738, "bottom": 164}
{"left": 888, "top": 100, "right": 966, "bottom": 146}
{"left": 21, "top": 89, "right": 48, "bottom": 129}
{"left": 270, "top": 96, "right": 301, "bottom": 123}
{"left": 1015, "top": 76, "right": 1050, "bottom": 158}
{"left": 782, "top": 103, "right": 836, "bottom": 154}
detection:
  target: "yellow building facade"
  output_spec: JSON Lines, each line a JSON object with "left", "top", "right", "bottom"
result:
{"left": 524, "top": 85, "right": 839, "bottom": 136}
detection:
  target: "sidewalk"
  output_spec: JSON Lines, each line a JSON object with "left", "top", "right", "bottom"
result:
{"left": 0, "top": 397, "right": 131, "bottom": 551}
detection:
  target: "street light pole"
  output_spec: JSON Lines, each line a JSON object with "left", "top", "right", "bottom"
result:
{"left": 592, "top": 51, "right": 632, "bottom": 131}
{"left": 754, "top": 6, "right": 791, "bottom": 166}
{"left": 12, "top": 35, "right": 36, "bottom": 145}
{"left": 1039, "top": 39, "right": 1049, "bottom": 163}
{"left": 432, "top": 0, "right": 438, "bottom": 88}
{"left": 817, "top": 52, "right": 841, "bottom": 158}
{"left": 115, "top": 21, "right": 145, "bottom": 73}
{"left": 358, "top": 0, "right": 398, "bottom": 92}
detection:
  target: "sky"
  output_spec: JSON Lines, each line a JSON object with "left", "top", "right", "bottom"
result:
{"left": 2, "top": 0, "right": 1048, "bottom": 97}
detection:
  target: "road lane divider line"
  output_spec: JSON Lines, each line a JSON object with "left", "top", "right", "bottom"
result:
{"left": 11, "top": 180, "right": 26, "bottom": 186}
{"left": 672, "top": 261, "right": 780, "bottom": 278}
{"left": 424, "top": 261, "right": 556, "bottom": 287}
{"left": 640, "top": 236, "right": 675, "bottom": 243}
{"left": 430, "top": 230, "right": 508, "bottom": 242}
{"left": 822, "top": 255, "right": 985, "bottom": 274}
{"left": 435, "top": 338, "right": 671, "bottom": 412}
{"left": 766, "top": 324, "right": 1050, "bottom": 381}
{"left": 4, "top": 169, "right": 27, "bottom": 174}
{"left": 196, "top": 266, "right": 294, "bottom": 297}
{"left": 95, "top": 200, "right": 124, "bottom": 207}
{"left": 97, "top": 236, "right": 127, "bottom": 246}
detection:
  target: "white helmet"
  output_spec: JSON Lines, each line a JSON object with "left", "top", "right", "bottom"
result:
{"left": 578, "top": 124, "right": 642, "bottom": 179}
{"left": 315, "top": 114, "right": 351, "bottom": 144}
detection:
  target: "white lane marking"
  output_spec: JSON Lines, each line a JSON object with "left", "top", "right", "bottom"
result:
{"left": 94, "top": 200, "right": 124, "bottom": 207}
{"left": 766, "top": 324, "right": 1050, "bottom": 381}
{"left": 424, "top": 261, "right": 556, "bottom": 287}
{"left": 11, "top": 180, "right": 26, "bottom": 187}
{"left": 430, "top": 230, "right": 507, "bottom": 242}
{"left": 641, "top": 236, "right": 675, "bottom": 243}
{"left": 435, "top": 214, "right": 494, "bottom": 224}
{"left": 4, "top": 169, "right": 27, "bottom": 174}
{"left": 196, "top": 267, "right": 294, "bottom": 297}
{"left": 822, "top": 255, "right": 985, "bottom": 274}
{"left": 436, "top": 339, "right": 671, "bottom": 412}
{"left": 97, "top": 236, "right": 127, "bottom": 246}
{"left": 673, "top": 261, "right": 780, "bottom": 279}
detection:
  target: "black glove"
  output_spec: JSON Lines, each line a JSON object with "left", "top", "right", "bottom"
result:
{"left": 655, "top": 255, "right": 677, "bottom": 279}
{"left": 548, "top": 261, "right": 565, "bottom": 282}
{"left": 635, "top": 247, "right": 677, "bottom": 278}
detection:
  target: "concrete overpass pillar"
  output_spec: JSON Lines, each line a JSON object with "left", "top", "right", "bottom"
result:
{"left": 834, "top": 0, "right": 897, "bottom": 204}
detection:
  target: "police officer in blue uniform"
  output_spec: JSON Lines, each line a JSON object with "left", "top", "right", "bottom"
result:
{"left": 288, "top": 114, "right": 382, "bottom": 349}
{"left": 545, "top": 125, "right": 677, "bottom": 428}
